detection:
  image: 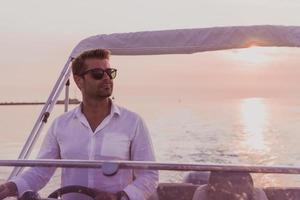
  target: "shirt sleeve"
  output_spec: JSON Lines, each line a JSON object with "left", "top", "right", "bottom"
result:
{"left": 10, "top": 120, "right": 60, "bottom": 197}
{"left": 123, "top": 117, "right": 159, "bottom": 200}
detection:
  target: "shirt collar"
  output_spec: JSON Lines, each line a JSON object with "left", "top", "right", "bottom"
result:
{"left": 110, "top": 100, "right": 121, "bottom": 116}
{"left": 74, "top": 99, "right": 121, "bottom": 120}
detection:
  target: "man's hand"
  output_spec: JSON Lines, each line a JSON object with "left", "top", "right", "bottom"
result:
{"left": 0, "top": 182, "right": 18, "bottom": 199}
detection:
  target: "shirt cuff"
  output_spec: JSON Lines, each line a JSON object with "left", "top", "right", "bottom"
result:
{"left": 9, "top": 177, "right": 31, "bottom": 198}
{"left": 123, "top": 184, "right": 144, "bottom": 200}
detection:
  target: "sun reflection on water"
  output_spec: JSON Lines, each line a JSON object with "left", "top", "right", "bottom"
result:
{"left": 240, "top": 98, "right": 269, "bottom": 152}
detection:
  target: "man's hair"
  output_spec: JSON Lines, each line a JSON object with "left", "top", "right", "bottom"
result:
{"left": 71, "top": 49, "right": 111, "bottom": 76}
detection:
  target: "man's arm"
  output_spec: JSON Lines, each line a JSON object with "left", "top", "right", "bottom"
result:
{"left": 8, "top": 120, "right": 60, "bottom": 198}
{"left": 123, "top": 117, "right": 159, "bottom": 200}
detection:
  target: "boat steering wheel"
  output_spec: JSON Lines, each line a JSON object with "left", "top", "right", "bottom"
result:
{"left": 19, "top": 185, "right": 113, "bottom": 200}
{"left": 48, "top": 185, "right": 100, "bottom": 199}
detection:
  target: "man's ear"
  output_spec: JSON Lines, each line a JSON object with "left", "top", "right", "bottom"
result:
{"left": 74, "top": 75, "right": 83, "bottom": 91}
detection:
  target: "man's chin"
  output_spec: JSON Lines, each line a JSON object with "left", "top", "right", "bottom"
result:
{"left": 96, "top": 93, "right": 112, "bottom": 99}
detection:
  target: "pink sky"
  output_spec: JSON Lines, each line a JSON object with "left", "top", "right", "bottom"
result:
{"left": 112, "top": 48, "right": 300, "bottom": 99}
{"left": 0, "top": 1, "right": 299, "bottom": 101}
{"left": 1, "top": 47, "right": 299, "bottom": 102}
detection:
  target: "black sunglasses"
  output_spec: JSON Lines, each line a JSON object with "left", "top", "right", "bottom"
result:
{"left": 80, "top": 68, "right": 117, "bottom": 80}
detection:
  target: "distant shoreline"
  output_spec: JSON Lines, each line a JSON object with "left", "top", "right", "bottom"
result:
{"left": 0, "top": 99, "right": 81, "bottom": 106}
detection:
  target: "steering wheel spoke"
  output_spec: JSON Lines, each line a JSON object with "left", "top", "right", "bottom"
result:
{"left": 48, "top": 185, "right": 100, "bottom": 199}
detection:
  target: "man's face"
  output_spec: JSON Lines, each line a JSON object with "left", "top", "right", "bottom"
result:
{"left": 76, "top": 58, "right": 114, "bottom": 100}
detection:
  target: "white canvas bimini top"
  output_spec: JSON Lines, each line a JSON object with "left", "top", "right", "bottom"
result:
{"left": 70, "top": 25, "right": 300, "bottom": 58}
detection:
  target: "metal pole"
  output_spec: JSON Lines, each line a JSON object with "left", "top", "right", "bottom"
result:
{"left": 64, "top": 79, "right": 70, "bottom": 112}
{"left": 8, "top": 58, "right": 73, "bottom": 180}
{"left": 3, "top": 159, "right": 300, "bottom": 175}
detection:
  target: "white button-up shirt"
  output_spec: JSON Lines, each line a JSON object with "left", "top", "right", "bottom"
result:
{"left": 11, "top": 102, "right": 158, "bottom": 200}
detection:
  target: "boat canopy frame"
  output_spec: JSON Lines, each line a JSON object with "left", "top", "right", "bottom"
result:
{"left": 8, "top": 25, "right": 300, "bottom": 180}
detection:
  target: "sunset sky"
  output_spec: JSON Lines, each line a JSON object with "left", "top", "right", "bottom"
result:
{"left": 0, "top": 0, "right": 300, "bottom": 101}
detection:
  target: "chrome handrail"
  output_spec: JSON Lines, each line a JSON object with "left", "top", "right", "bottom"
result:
{"left": 3, "top": 159, "right": 300, "bottom": 175}
{"left": 7, "top": 58, "right": 72, "bottom": 180}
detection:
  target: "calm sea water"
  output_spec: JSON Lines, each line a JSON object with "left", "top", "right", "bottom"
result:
{"left": 0, "top": 96, "right": 300, "bottom": 196}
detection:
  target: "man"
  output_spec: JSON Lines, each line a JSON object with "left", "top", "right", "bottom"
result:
{"left": 0, "top": 49, "right": 158, "bottom": 200}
